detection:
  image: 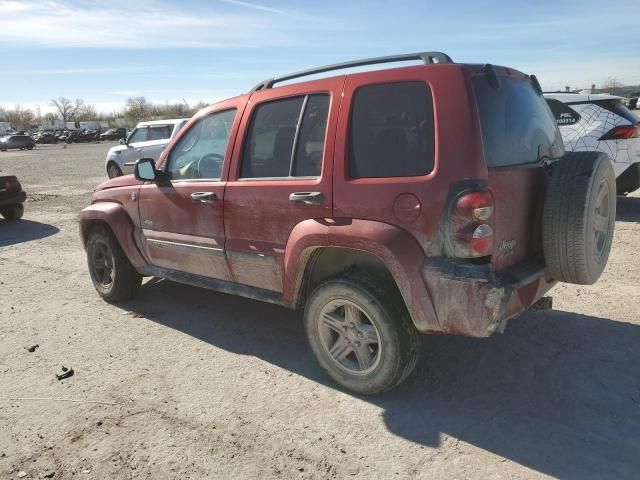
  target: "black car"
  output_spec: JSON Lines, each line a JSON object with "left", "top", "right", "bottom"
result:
{"left": 0, "top": 134, "right": 35, "bottom": 151}
{"left": 99, "top": 128, "right": 125, "bottom": 141}
{"left": 0, "top": 175, "right": 26, "bottom": 220}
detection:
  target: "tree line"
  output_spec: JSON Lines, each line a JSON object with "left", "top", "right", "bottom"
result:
{"left": 0, "top": 96, "right": 209, "bottom": 130}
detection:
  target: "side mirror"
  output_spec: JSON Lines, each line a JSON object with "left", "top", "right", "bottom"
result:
{"left": 134, "top": 158, "right": 157, "bottom": 181}
{"left": 119, "top": 138, "right": 126, "bottom": 145}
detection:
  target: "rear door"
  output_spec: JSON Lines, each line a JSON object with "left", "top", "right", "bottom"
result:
{"left": 472, "top": 72, "right": 564, "bottom": 270}
{"left": 141, "top": 123, "right": 175, "bottom": 160}
{"left": 223, "top": 78, "right": 340, "bottom": 292}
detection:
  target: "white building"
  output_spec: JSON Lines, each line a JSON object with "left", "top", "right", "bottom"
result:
{"left": 0, "top": 122, "right": 14, "bottom": 135}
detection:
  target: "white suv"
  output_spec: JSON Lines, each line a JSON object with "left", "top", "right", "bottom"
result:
{"left": 544, "top": 93, "right": 640, "bottom": 194}
{"left": 105, "top": 119, "right": 188, "bottom": 178}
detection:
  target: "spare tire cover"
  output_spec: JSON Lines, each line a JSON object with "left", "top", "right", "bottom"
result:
{"left": 543, "top": 151, "right": 615, "bottom": 285}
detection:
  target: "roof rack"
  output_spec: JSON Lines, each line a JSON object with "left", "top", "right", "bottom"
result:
{"left": 250, "top": 51, "right": 453, "bottom": 92}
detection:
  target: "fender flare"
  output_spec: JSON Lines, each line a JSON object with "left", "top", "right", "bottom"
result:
{"left": 283, "top": 218, "right": 441, "bottom": 333}
{"left": 79, "top": 202, "right": 147, "bottom": 269}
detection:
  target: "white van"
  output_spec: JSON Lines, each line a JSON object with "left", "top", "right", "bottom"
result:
{"left": 104, "top": 119, "right": 189, "bottom": 178}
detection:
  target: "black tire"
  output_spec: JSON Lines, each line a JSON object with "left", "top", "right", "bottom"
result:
{"left": 26, "top": 145, "right": 33, "bottom": 150}
{"left": 543, "top": 151, "right": 616, "bottom": 285}
{"left": 107, "top": 162, "right": 123, "bottom": 179}
{"left": 1, "top": 204, "right": 24, "bottom": 221}
{"left": 304, "top": 271, "right": 420, "bottom": 395}
{"left": 86, "top": 225, "right": 142, "bottom": 302}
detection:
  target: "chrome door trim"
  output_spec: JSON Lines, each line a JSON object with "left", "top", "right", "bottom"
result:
{"left": 146, "top": 238, "right": 224, "bottom": 256}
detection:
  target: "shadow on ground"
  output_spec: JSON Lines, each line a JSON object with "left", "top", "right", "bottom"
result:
{"left": 124, "top": 280, "right": 640, "bottom": 480}
{"left": 617, "top": 196, "right": 640, "bottom": 222}
{"left": 0, "top": 219, "right": 59, "bottom": 247}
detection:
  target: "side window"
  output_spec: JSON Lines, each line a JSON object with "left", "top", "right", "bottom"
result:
{"left": 240, "top": 94, "right": 330, "bottom": 179}
{"left": 546, "top": 99, "right": 581, "bottom": 125}
{"left": 349, "top": 82, "right": 435, "bottom": 179}
{"left": 127, "top": 127, "right": 148, "bottom": 143}
{"left": 148, "top": 124, "right": 172, "bottom": 141}
{"left": 167, "top": 109, "right": 237, "bottom": 180}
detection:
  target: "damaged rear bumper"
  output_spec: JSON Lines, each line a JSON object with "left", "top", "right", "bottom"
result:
{"left": 421, "top": 258, "right": 555, "bottom": 337}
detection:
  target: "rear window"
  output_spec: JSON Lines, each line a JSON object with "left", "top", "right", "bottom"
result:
{"left": 349, "top": 82, "right": 435, "bottom": 178}
{"left": 593, "top": 100, "right": 640, "bottom": 124}
{"left": 148, "top": 124, "right": 172, "bottom": 141}
{"left": 473, "top": 77, "right": 563, "bottom": 167}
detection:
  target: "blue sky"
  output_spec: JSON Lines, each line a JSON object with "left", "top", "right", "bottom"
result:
{"left": 0, "top": 0, "right": 638, "bottom": 114}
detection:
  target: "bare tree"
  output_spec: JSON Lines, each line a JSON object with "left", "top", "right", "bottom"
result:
{"left": 4, "top": 105, "right": 35, "bottom": 130}
{"left": 50, "top": 97, "right": 85, "bottom": 124}
{"left": 601, "top": 77, "right": 623, "bottom": 93}
{"left": 124, "top": 96, "right": 151, "bottom": 124}
{"left": 76, "top": 103, "right": 97, "bottom": 121}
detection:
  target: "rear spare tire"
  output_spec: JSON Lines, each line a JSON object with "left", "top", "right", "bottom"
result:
{"left": 543, "top": 151, "right": 615, "bottom": 285}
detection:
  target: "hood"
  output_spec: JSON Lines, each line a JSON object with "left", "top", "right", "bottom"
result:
{"left": 95, "top": 174, "right": 143, "bottom": 192}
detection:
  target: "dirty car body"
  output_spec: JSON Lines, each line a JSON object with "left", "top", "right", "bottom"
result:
{"left": 79, "top": 52, "right": 614, "bottom": 393}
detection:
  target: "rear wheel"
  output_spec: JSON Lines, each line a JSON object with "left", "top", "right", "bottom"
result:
{"left": 1, "top": 204, "right": 24, "bottom": 221}
{"left": 543, "top": 151, "right": 616, "bottom": 285}
{"left": 107, "top": 162, "right": 123, "bottom": 179}
{"left": 86, "top": 225, "right": 142, "bottom": 302}
{"left": 304, "top": 272, "right": 419, "bottom": 394}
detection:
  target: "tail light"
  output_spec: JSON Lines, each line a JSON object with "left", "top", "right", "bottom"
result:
{"left": 599, "top": 124, "right": 640, "bottom": 141}
{"left": 449, "top": 190, "right": 495, "bottom": 258}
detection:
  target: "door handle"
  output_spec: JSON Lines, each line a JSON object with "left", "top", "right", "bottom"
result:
{"left": 289, "top": 192, "right": 324, "bottom": 205}
{"left": 136, "top": 149, "right": 143, "bottom": 152}
{"left": 190, "top": 192, "right": 217, "bottom": 203}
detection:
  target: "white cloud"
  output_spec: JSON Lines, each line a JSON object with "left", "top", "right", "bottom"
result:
{"left": 218, "top": 0, "right": 286, "bottom": 15}
{"left": 0, "top": 0, "right": 325, "bottom": 48}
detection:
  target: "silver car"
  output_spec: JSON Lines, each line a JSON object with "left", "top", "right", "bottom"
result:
{"left": 105, "top": 119, "right": 188, "bottom": 178}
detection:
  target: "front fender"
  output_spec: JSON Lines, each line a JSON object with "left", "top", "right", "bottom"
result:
{"left": 79, "top": 202, "right": 147, "bottom": 269}
{"left": 283, "top": 218, "right": 441, "bottom": 333}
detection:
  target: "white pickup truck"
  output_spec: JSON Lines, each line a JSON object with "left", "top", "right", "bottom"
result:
{"left": 105, "top": 118, "right": 188, "bottom": 178}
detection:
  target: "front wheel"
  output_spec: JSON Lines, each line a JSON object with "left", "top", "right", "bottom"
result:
{"left": 26, "top": 145, "right": 34, "bottom": 150}
{"left": 107, "top": 162, "right": 123, "bottom": 179}
{"left": 86, "top": 226, "right": 142, "bottom": 302}
{"left": 304, "top": 272, "right": 420, "bottom": 395}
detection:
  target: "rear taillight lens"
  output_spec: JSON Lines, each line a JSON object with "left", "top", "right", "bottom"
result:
{"left": 599, "top": 124, "right": 640, "bottom": 141}
{"left": 450, "top": 190, "right": 494, "bottom": 258}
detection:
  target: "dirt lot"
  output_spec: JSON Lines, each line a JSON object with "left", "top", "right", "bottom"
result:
{"left": 1, "top": 142, "right": 639, "bottom": 479}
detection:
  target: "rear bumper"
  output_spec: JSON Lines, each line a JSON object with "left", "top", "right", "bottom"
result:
{"left": 0, "top": 190, "right": 26, "bottom": 208}
{"left": 421, "top": 258, "right": 555, "bottom": 337}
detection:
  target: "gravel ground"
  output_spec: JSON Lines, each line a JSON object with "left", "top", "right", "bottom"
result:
{"left": 1, "top": 142, "right": 639, "bottom": 479}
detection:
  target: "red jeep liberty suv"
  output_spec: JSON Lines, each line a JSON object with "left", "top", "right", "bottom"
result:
{"left": 80, "top": 52, "right": 615, "bottom": 394}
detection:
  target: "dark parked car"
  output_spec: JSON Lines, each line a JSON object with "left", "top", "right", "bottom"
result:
{"left": 0, "top": 175, "right": 26, "bottom": 220}
{"left": 100, "top": 128, "right": 126, "bottom": 141}
{"left": 0, "top": 134, "right": 35, "bottom": 151}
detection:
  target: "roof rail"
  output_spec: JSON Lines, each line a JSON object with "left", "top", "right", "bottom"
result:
{"left": 250, "top": 51, "right": 453, "bottom": 92}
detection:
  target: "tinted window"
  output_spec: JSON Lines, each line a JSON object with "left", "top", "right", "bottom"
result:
{"left": 148, "top": 124, "right": 172, "bottom": 141}
{"left": 546, "top": 99, "right": 581, "bottom": 125}
{"left": 167, "top": 109, "right": 236, "bottom": 180}
{"left": 292, "top": 95, "right": 330, "bottom": 177}
{"left": 474, "top": 77, "right": 563, "bottom": 167}
{"left": 240, "top": 94, "right": 329, "bottom": 179}
{"left": 128, "top": 127, "right": 148, "bottom": 143}
{"left": 594, "top": 100, "right": 640, "bottom": 124}
{"left": 349, "top": 82, "right": 434, "bottom": 179}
